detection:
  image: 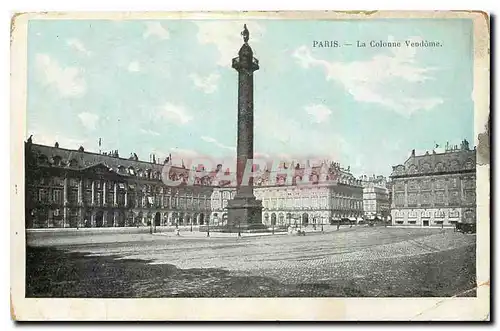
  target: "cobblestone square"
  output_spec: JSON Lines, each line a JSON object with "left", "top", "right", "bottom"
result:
{"left": 26, "top": 227, "right": 476, "bottom": 297}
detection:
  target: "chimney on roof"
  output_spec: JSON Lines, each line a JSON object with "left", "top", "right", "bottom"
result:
{"left": 461, "top": 139, "right": 470, "bottom": 151}
{"left": 411, "top": 149, "right": 415, "bottom": 157}
{"left": 54, "top": 142, "right": 59, "bottom": 148}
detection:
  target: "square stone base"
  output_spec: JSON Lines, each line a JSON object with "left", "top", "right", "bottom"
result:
{"left": 225, "top": 195, "right": 266, "bottom": 232}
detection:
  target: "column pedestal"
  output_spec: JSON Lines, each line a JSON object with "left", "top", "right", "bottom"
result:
{"left": 226, "top": 196, "right": 266, "bottom": 231}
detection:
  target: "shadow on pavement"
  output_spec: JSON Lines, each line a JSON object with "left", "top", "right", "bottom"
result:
{"left": 26, "top": 245, "right": 476, "bottom": 298}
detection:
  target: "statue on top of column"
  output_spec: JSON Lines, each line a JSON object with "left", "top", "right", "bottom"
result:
{"left": 241, "top": 24, "right": 249, "bottom": 43}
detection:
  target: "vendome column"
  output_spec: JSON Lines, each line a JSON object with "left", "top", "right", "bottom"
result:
{"left": 226, "top": 25, "right": 265, "bottom": 231}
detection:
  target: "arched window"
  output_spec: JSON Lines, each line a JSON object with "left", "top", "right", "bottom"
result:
{"left": 271, "top": 213, "right": 277, "bottom": 226}
{"left": 278, "top": 213, "right": 285, "bottom": 225}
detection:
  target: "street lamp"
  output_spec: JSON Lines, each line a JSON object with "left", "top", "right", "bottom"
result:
{"left": 272, "top": 220, "right": 274, "bottom": 235}
{"left": 190, "top": 216, "right": 193, "bottom": 232}
{"left": 207, "top": 217, "right": 210, "bottom": 237}
{"left": 321, "top": 217, "right": 324, "bottom": 232}
{"left": 238, "top": 217, "right": 241, "bottom": 237}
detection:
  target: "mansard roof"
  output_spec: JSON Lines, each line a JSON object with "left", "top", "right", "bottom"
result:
{"left": 26, "top": 143, "right": 213, "bottom": 184}
{"left": 29, "top": 143, "right": 164, "bottom": 171}
{"left": 390, "top": 148, "right": 476, "bottom": 178}
{"left": 253, "top": 163, "right": 362, "bottom": 187}
{"left": 26, "top": 141, "right": 361, "bottom": 187}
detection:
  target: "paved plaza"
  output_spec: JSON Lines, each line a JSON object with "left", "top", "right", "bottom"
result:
{"left": 26, "top": 226, "right": 476, "bottom": 297}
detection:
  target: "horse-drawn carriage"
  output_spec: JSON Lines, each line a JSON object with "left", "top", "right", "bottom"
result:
{"left": 455, "top": 221, "right": 476, "bottom": 234}
{"left": 455, "top": 209, "right": 477, "bottom": 234}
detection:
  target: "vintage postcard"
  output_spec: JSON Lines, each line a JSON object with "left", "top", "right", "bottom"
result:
{"left": 10, "top": 11, "right": 490, "bottom": 321}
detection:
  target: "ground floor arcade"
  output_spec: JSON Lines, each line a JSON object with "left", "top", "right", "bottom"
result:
{"left": 27, "top": 206, "right": 210, "bottom": 228}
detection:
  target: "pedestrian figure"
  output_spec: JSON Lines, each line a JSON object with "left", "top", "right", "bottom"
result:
{"left": 175, "top": 228, "right": 180, "bottom": 236}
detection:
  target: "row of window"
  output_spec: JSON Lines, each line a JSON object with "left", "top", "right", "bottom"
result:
{"left": 35, "top": 177, "right": 210, "bottom": 198}
{"left": 394, "top": 177, "right": 475, "bottom": 192}
{"left": 393, "top": 190, "right": 475, "bottom": 207}
{"left": 364, "top": 192, "right": 389, "bottom": 199}
{"left": 394, "top": 209, "right": 462, "bottom": 219}
{"left": 394, "top": 220, "right": 458, "bottom": 225}
{"left": 35, "top": 188, "right": 211, "bottom": 209}
{"left": 212, "top": 196, "right": 363, "bottom": 211}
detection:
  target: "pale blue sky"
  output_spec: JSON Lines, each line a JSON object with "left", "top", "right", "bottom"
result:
{"left": 26, "top": 19, "right": 474, "bottom": 177}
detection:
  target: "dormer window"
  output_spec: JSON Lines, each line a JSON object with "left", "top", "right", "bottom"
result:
{"left": 37, "top": 154, "right": 48, "bottom": 165}
{"left": 52, "top": 156, "right": 62, "bottom": 166}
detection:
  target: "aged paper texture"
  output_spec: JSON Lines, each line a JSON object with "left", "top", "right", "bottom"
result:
{"left": 11, "top": 11, "right": 489, "bottom": 321}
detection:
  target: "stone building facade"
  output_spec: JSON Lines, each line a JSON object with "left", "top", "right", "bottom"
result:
{"left": 210, "top": 162, "right": 364, "bottom": 227}
{"left": 25, "top": 140, "right": 213, "bottom": 229}
{"left": 25, "top": 140, "right": 364, "bottom": 230}
{"left": 359, "top": 175, "right": 390, "bottom": 221}
{"left": 389, "top": 140, "right": 476, "bottom": 227}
